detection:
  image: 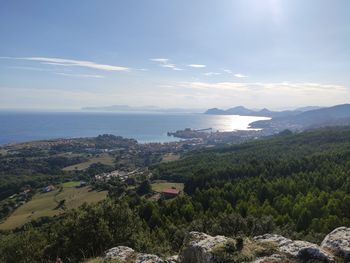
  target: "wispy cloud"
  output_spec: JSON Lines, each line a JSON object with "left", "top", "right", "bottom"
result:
{"left": 174, "top": 81, "right": 349, "bottom": 108}
{"left": 182, "top": 81, "right": 346, "bottom": 92}
{"left": 55, "top": 72, "right": 105, "bottom": 79}
{"left": 150, "top": 58, "right": 169, "bottom": 63}
{"left": 188, "top": 64, "right": 206, "bottom": 68}
{"left": 234, "top": 73, "right": 248, "bottom": 78}
{"left": 1, "top": 56, "right": 129, "bottom": 71}
{"left": 204, "top": 72, "right": 221, "bottom": 76}
{"left": 150, "top": 58, "right": 183, "bottom": 71}
{"left": 222, "top": 69, "right": 248, "bottom": 78}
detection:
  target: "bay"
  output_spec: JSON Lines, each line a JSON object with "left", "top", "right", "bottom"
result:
{"left": 0, "top": 112, "right": 270, "bottom": 145}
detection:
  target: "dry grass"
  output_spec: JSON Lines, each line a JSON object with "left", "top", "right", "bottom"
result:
{"left": 151, "top": 182, "right": 184, "bottom": 193}
{"left": 211, "top": 238, "right": 280, "bottom": 263}
{"left": 161, "top": 153, "right": 180, "bottom": 163}
{"left": 0, "top": 186, "right": 107, "bottom": 230}
{"left": 63, "top": 154, "right": 115, "bottom": 171}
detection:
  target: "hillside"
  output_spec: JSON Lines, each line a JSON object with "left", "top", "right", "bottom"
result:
{"left": 1, "top": 127, "right": 350, "bottom": 262}
{"left": 251, "top": 104, "right": 350, "bottom": 131}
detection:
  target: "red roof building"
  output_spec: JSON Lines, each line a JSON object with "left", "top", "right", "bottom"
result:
{"left": 161, "top": 188, "right": 180, "bottom": 199}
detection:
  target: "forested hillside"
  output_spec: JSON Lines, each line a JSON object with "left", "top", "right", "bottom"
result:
{"left": 155, "top": 127, "right": 350, "bottom": 236}
{"left": 1, "top": 127, "right": 350, "bottom": 262}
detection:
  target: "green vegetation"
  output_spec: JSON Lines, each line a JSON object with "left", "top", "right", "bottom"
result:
{"left": 1, "top": 127, "right": 350, "bottom": 262}
{"left": 151, "top": 181, "right": 184, "bottom": 192}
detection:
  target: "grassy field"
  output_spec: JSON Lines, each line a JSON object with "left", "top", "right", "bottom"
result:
{"left": 151, "top": 181, "right": 184, "bottom": 193}
{"left": 62, "top": 181, "right": 81, "bottom": 188}
{"left": 161, "top": 153, "right": 180, "bottom": 163}
{"left": 0, "top": 184, "right": 107, "bottom": 230}
{"left": 62, "top": 154, "right": 115, "bottom": 171}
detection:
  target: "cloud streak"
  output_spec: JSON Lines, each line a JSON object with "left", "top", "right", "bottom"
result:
{"left": 182, "top": 81, "right": 346, "bottom": 92}
{"left": 173, "top": 81, "right": 350, "bottom": 109}
{"left": 150, "top": 57, "right": 183, "bottom": 71}
{"left": 204, "top": 72, "right": 221, "bottom": 76}
{"left": 234, "top": 73, "right": 248, "bottom": 78}
{"left": 1, "top": 56, "right": 129, "bottom": 71}
{"left": 188, "top": 64, "right": 206, "bottom": 68}
{"left": 55, "top": 72, "right": 105, "bottom": 79}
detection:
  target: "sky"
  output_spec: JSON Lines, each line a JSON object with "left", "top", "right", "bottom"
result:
{"left": 1, "top": 0, "right": 350, "bottom": 110}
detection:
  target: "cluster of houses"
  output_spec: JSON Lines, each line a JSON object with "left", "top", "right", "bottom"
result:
{"left": 94, "top": 169, "right": 140, "bottom": 182}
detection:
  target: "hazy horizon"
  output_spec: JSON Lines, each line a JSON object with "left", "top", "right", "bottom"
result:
{"left": 1, "top": 0, "right": 350, "bottom": 110}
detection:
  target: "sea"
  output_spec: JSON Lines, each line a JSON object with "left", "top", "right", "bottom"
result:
{"left": 0, "top": 111, "right": 270, "bottom": 145}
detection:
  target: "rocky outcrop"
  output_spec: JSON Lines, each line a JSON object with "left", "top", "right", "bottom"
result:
{"left": 252, "top": 253, "right": 287, "bottom": 263}
{"left": 104, "top": 246, "right": 165, "bottom": 263}
{"left": 321, "top": 226, "right": 350, "bottom": 261}
{"left": 178, "top": 231, "right": 232, "bottom": 263}
{"left": 105, "top": 246, "right": 135, "bottom": 261}
{"left": 103, "top": 227, "right": 350, "bottom": 263}
{"left": 254, "top": 234, "right": 335, "bottom": 262}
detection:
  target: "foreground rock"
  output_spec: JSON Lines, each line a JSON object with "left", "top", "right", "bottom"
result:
{"left": 178, "top": 231, "right": 231, "bottom": 263}
{"left": 252, "top": 253, "right": 287, "bottom": 263}
{"left": 104, "top": 246, "right": 166, "bottom": 263}
{"left": 103, "top": 227, "right": 350, "bottom": 263}
{"left": 254, "top": 234, "right": 335, "bottom": 262}
{"left": 321, "top": 226, "right": 350, "bottom": 261}
{"left": 105, "top": 246, "right": 135, "bottom": 261}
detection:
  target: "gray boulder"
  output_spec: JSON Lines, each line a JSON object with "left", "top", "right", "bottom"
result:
{"left": 105, "top": 246, "right": 135, "bottom": 261}
{"left": 104, "top": 246, "right": 164, "bottom": 263}
{"left": 178, "top": 231, "right": 231, "bottom": 263}
{"left": 165, "top": 255, "right": 178, "bottom": 263}
{"left": 252, "top": 253, "right": 287, "bottom": 263}
{"left": 321, "top": 226, "right": 350, "bottom": 261}
{"left": 136, "top": 253, "right": 164, "bottom": 263}
{"left": 254, "top": 234, "right": 335, "bottom": 262}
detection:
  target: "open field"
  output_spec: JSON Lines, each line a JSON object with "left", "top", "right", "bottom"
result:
{"left": 62, "top": 181, "right": 81, "bottom": 188}
{"left": 62, "top": 154, "right": 115, "bottom": 171}
{"left": 161, "top": 153, "right": 180, "bottom": 163}
{"left": 55, "top": 187, "right": 106, "bottom": 209}
{"left": 151, "top": 181, "right": 184, "bottom": 193}
{"left": 0, "top": 185, "right": 107, "bottom": 230}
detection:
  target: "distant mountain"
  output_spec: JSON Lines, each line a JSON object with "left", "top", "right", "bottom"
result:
{"left": 251, "top": 104, "right": 350, "bottom": 131}
{"left": 82, "top": 105, "right": 204, "bottom": 113}
{"left": 205, "top": 108, "right": 226, "bottom": 115}
{"left": 295, "top": 106, "right": 324, "bottom": 112}
{"left": 225, "top": 106, "right": 257, "bottom": 115}
{"left": 205, "top": 106, "right": 301, "bottom": 118}
{"left": 288, "top": 104, "right": 350, "bottom": 125}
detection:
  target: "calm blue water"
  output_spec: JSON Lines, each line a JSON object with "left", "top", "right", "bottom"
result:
{"left": 0, "top": 112, "right": 269, "bottom": 145}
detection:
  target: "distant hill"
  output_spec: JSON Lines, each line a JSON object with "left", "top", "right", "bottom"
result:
{"left": 295, "top": 106, "right": 324, "bottom": 112}
{"left": 288, "top": 104, "right": 350, "bottom": 125}
{"left": 251, "top": 104, "right": 350, "bottom": 131}
{"left": 205, "top": 106, "right": 302, "bottom": 118}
